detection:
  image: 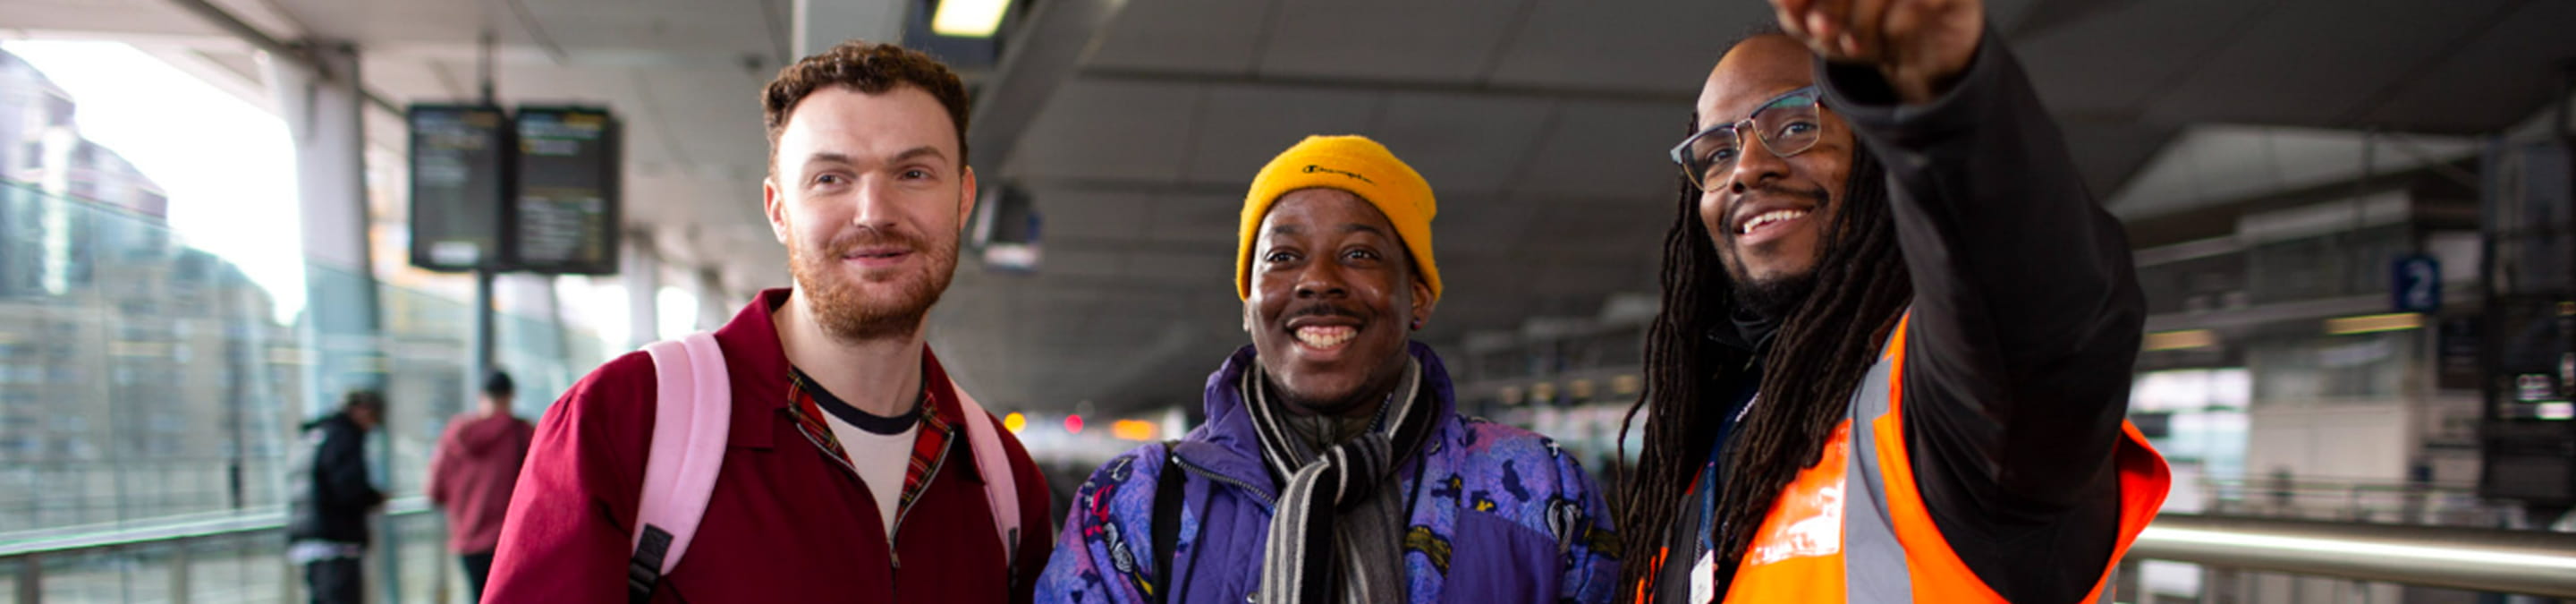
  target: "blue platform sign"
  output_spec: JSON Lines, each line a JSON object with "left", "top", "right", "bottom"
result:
{"left": 2392, "top": 254, "right": 2441, "bottom": 313}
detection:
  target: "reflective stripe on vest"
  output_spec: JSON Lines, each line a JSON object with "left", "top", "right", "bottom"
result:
{"left": 1716, "top": 315, "right": 2173, "bottom": 603}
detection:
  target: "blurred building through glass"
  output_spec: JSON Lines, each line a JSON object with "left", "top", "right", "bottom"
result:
{"left": 0, "top": 44, "right": 618, "bottom": 601}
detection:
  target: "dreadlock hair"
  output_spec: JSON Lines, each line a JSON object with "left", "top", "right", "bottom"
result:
{"left": 1613, "top": 79, "right": 1915, "bottom": 602}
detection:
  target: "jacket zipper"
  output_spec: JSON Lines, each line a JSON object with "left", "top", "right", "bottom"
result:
{"left": 886, "top": 424, "right": 959, "bottom": 569}
{"left": 789, "top": 419, "right": 948, "bottom": 579}
{"left": 1170, "top": 454, "right": 1274, "bottom": 511}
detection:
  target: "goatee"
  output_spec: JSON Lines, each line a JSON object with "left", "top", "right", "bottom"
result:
{"left": 787, "top": 226, "right": 960, "bottom": 344}
{"left": 1731, "top": 269, "right": 1818, "bottom": 322}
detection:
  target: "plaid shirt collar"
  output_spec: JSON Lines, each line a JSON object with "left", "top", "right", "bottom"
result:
{"left": 784, "top": 345, "right": 963, "bottom": 523}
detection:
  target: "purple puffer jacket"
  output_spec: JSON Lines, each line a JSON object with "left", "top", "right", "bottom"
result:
{"left": 1037, "top": 343, "right": 1621, "bottom": 604}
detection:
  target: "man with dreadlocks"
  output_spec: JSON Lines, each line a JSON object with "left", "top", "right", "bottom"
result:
{"left": 1617, "top": 0, "right": 2169, "bottom": 602}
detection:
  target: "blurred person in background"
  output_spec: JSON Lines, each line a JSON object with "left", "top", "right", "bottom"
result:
{"left": 1614, "top": 0, "right": 2170, "bottom": 601}
{"left": 1037, "top": 135, "right": 1621, "bottom": 604}
{"left": 285, "top": 389, "right": 386, "bottom": 604}
{"left": 427, "top": 370, "right": 533, "bottom": 600}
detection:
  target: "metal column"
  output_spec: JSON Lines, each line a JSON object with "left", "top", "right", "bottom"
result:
{"left": 269, "top": 40, "right": 386, "bottom": 416}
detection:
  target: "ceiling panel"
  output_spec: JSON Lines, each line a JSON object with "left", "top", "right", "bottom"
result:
{"left": 1428, "top": 192, "right": 1539, "bottom": 259}
{"left": 2140, "top": 0, "right": 2518, "bottom": 128}
{"left": 2011, "top": 0, "right": 2274, "bottom": 121}
{"left": 1255, "top": 0, "right": 1523, "bottom": 83}
{"left": 1520, "top": 198, "right": 1671, "bottom": 262}
{"left": 0, "top": 0, "right": 222, "bottom": 39}
{"left": 1142, "top": 191, "right": 1249, "bottom": 247}
{"left": 517, "top": 0, "right": 774, "bottom": 57}
{"left": 1484, "top": 0, "right": 1768, "bottom": 93}
{"left": 270, "top": 0, "right": 483, "bottom": 44}
{"left": 1180, "top": 83, "right": 1380, "bottom": 184}
{"left": 1363, "top": 91, "right": 1554, "bottom": 198}
{"left": 2345, "top": 0, "right": 2576, "bottom": 133}
{"left": 1036, "top": 186, "right": 1156, "bottom": 241}
{"left": 1009, "top": 79, "right": 1199, "bottom": 182}
{"left": 1119, "top": 250, "right": 1233, "bottom": 282}
{"left": 1510, "top": 100, "right": 1685, "bottom": 200}
{"left": 2103, "top": 125, "right": 2479, "bottom": 219}
{"left": 1080, "top": 0, "right": 1274, "bottom": 75}
{"left": 1038, "top": 248, "right": 1130, "bottom": 281}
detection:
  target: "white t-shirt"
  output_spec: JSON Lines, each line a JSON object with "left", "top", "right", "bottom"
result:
{"left": 826, "top": 418, "right": 917, "bottom": 534}
{"left": 798, "top": 369, "right": 924, "bottom": 535}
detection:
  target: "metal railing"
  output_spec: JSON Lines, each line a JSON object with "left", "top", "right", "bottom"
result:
{"left": 2130, "top": 513, "right": 2576, "bottom": 599}
{"left": 9, "top": 505, "right": 2573, "bottom": 600}
{"left": 0, "top": 498, "right": 436, "bottom": 603}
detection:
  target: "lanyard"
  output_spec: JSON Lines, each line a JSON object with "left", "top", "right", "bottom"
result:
{"left": 1694, "top": 394, "right": 1759, "bottom": 563}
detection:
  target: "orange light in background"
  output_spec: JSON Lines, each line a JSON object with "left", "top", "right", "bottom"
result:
{"left": 1063, "top": 414, "right": 1084, "bottom": 434}
{"left": 1110, "top": 420, "right": 1158, "bottom": 441}
{"left": 2324, "top": 312, "right": 2422, "bottom": 336}
{"left": 1002, "top": 413, "right": 1026, "bottom": 433}
{"left": 2143, "top": 329, "right": 2217, "bottom": 352}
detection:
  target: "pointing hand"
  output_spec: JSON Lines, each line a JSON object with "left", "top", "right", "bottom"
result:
{"left": 1768, "top": 0, "right": 1984, "bottom": 104}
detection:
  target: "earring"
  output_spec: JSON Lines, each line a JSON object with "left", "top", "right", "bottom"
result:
{"left": 1411, "top": 319, "right": 1424, "bottom": 331}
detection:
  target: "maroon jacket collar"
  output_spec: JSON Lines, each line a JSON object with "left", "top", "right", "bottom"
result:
{"left": 709, "top": 288, "right": 967, "bottom": 448}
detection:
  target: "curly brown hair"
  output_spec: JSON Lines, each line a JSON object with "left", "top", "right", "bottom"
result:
{"left": 760, "top": 39, "right": 971, "bottom": 171}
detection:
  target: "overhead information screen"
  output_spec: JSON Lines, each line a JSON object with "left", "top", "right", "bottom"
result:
{"left": 406, "top": 105, "right": 510, "bottom": 272}
{"left": 506, "top": 106, "right": 621, "bottom": 275}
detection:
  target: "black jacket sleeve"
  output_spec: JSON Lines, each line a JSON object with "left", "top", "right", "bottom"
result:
{"left": 318, "top": 421, "right": 386, "bottom": 509}
{"left": 1818, "top": 30, "right": 2147, "bottom": 602}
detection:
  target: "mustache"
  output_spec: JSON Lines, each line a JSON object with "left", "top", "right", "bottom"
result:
{"left": 1282, "top": 302, "right": 1362, "bottom": 325}
{"left": 1724, "top": 183, "right": 1831, "bottom": 233}
{"left": 818, "top": 227, "right": 926, "bottom": 257}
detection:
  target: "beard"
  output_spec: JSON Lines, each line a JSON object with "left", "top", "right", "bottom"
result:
{"left": 1728, "top": 268, "right": 1818, "bottom": 321}
{"left": 1716, "top": 180, "right": 1834, "bottom": 320}
{"left": 786, "top": 225, "right": 960, "bottom": 344}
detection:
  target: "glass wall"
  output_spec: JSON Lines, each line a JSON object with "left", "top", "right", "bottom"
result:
{"left": 0, "top": 179, "right": 609, "bottom": 601}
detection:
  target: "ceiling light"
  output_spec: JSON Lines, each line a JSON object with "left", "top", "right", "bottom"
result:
{"left": 2143, "top": 329, "right": 2217, "bottom": 352}
{"left": 932, "top": 0, "right": 1010, "bottom": 38}
{"left": 2538, "top": 402, "right": 2575, "bottom": 421}
{"left": 2324, "top": 312, "right": 2423, "bottom": 336}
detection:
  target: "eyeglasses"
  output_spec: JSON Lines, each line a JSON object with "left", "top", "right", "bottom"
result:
{"left": 1668, "top": 87, "right": 1825, "bottom": 191}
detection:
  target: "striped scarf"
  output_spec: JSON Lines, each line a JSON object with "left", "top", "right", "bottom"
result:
{"left": 1247, "top": 358, "right": 1431, "bottom": 604}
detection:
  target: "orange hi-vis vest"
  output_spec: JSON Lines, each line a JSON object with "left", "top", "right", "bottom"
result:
{"left": 1641, "top": 317, "right": 2172, "bottom": 603}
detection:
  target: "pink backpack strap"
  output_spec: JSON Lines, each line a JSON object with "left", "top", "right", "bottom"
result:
{"left": 953, "top": 386, "right": 1022, "bottom": 574}
{"left": 631, "top": 331, "right": 731, "bottom": 598}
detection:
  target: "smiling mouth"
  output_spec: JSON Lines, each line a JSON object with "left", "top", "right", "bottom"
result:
{"left": 1736, "top": 208, "right": 1809, "bottom": 235}
{"left": 842, "top": 249, "right": 910, "bottom": 260}
{"left": 1293, "top": 325, "right": 1356, "bottom": 350}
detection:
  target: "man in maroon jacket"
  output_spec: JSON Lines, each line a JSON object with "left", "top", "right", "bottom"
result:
{"left": 485, "top": 39, "right": 1053, "bottom": 603}
{"left": 425, "top": 371, "right": 532, "bottom": 600}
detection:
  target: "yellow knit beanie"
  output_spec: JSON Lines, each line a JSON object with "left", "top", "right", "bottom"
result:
{"left": 1235, "top": 135, "right": 1439, "bottom": 302}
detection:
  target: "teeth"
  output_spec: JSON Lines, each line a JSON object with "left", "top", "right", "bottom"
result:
{"left": 1739, "top": 209, "right": 1809, "bottom": 234}
{"left": 1295, "top": 326, "right": 1356, "bottom": 349}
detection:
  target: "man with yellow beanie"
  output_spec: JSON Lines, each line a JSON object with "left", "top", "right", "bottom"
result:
{"left": 1037, "top": 135, "right": 1621, "bottom": 604}
{"left": 1030, "top": 136, "right": 1607, "bottom": 604}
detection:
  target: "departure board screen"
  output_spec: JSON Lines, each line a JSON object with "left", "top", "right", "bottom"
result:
{"left": 506, "top": 106, "right": 621, "bottom": 275}
{"left": 406, "top": 105, "right": 510, "bottom": 272}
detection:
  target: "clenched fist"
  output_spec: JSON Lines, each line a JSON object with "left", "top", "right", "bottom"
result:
{"left": 1768, "top": 0, "right": 1983, "bottom": 104}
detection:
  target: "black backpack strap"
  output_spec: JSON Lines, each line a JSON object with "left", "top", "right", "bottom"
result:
{"left": 628, "top": 525, "right": 673, "bottom": 604}
{"left": 1150, "top": 440, "right": 1187, "bottom": 603}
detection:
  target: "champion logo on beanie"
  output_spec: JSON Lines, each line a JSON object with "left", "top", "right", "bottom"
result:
{"left": 1302, "top": 165, "right": 1376, "bottom": 184}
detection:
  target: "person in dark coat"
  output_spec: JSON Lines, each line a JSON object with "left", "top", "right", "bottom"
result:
{"left": 286, "top": 390, "right": 386, "bottom": 604}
